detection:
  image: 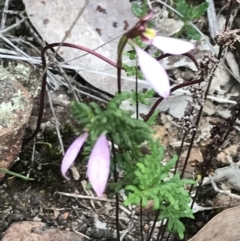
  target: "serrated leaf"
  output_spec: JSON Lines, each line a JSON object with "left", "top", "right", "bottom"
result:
{"left": 134, "top": 170, "right": 142, "bottom": 179}
{"left": 192, "top": 2, "right": 208, "bottom": 19}
{"left": 124, "top": 194, "right": 141, "bottom": 206}
{"left": 184, "top": 24, "right": 201, "bottom": 40}
{"left": 153, "top": 195, "right": 160, "bottom": 210}
{"left": 165, "top": 192, "right": 176, "bottom": 206}
{"left": 131, "top": 3, "right": 144, "bottom": 18}
{"left": 125, "top": 185, "right": 140, "bottom": 192}
{"left": 175, "top": 0, "right": 190, "bottom": 21}
{"left": 136, "top": 162, "right": 147, "bottom": 173}
{"left": 141, "top": 195, "right": 148, "bottom": 207}
{"left": 167, "top": 218, "right": 175, "bottom": 231}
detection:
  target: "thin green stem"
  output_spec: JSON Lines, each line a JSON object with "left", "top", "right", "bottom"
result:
{"left": 117, "top": 35, "right": 129, "bottom": 94}
{"left": 0, "top": 168, "right": 34, "bottom": 181}
{"left": 174, "top": 25, "right": 186, "bottom": 38}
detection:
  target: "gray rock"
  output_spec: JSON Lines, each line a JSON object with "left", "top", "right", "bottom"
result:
{"left": 0, "top": 65, "right": 33, "bottom": 180}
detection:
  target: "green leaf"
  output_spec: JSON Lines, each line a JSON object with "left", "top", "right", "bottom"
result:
{"left": 174, "top": 220, "right": 185, "bottom": 239}
{"left": 131, "top": 3, "right": 144, "bottom": 18}
{"left": 147, "top": 110, "right": 159, "bottom": 126}
{"left": 141, "top": 195, "right": 148, "bottom": 207}
{"left": 125, "top": 185, "right": 140, "bottom": 192}
{"left": 184, "top": 24, "right": 201, "bottom": 40}
{"left": 167, "top": 218, "right": 175, "bottom": 231}
{"left": 124, "top": 194, "right": 141, "bottom": 206}
{"left": 175, "top": 0, "right": 190, "bottom": 21}
{"left": 175, "top": 0, "right": 208, "bottom": 40}
{"left": 136, "top": 162, "right": 147, "bottom": 173}
{"left": 114, "top": 182, "right": 123, "bottom": 193}
{"left": 152, "top": 195, "right": 160, "bottom": 209}
{"left": 165, "top": 192, "right": 176, "bottom": 206}
{"left": 192, "top": 2, "right": 209, "bottom": 20}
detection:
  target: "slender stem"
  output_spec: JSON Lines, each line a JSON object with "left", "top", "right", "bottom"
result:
{"left": 174, "top": 132, "right": 187, "bottom": 175}
{"left": 117, "top": 35, "right": 129, "bottom": 94}
{"left": 182, "top": 104, "right": 210, "bottom": 185}
{"left": 225, "top": 0, "right": 233, "bottom": 29}
{"left": 164, "top": 231, "right": 172, "bottom": 241}
{"left": 135, "top": 57, "right": 142, "bottom": 239}
{"left": 147, "top": 210, "right": 160, "bottom": 241}
{"left": 222, "top": 113, "right": 238, "bottom": 144}
{"left": 117, "top": 67, "right": 122, "bottom": 94}
{"left": 110, "top": 138, "right": 120, "bottom": 241}
{"left": 180, "top": 132, "right": 196, "bottom": 179}
{"left": 144, "top": 78, "right": 203, "bottom": 122}
{"left": 185, "top": 5, "right": 235, "bottom": 239}
{"left": 144, "top": 53, "right": 200, "bottom": 122}
{"left": 23, "top": 42, "right": 120, "bottom": 145}
{"left": 0, "top": 168, "right": 34, "bottom": 180}
{"left": 180, "top": 68, "right": 214, "bottom": 179}
{"left": 156, "top": 53, "right": 200, "bottom": 69}
{"left": 45, "top": 42, "right": 119, "bottom": 68}
{"left": 135, "top": 61, "right": 139, "bottom": 120}
{"left": 158, "top": 220, "right": 168, "bottom": 241}
{"left": 140, "top": 199, "right": 144, "bottom": 241}
{"left": 174, "top": 25, "right": 186, "bottom": 38}
{"left": 217, "top": 0, "right": 233, "bottom": 59}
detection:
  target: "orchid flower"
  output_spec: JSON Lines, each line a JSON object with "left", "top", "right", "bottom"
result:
{"left": 134, "top": 44, "right": 170, "bottom": 98}
{"left": 87, "top": 135, "right": 110, "bottom": 197}
{"left": 125, "top": 10, "right": 195, "bottom": 99}
{"left": 61, "top": 132, "right": 111, "bottom": 197}
{"left": 61, "top": 132, "right": 88, "bottom": 180}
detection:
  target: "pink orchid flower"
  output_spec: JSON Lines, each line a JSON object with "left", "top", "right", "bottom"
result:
{"left": 134, "top": 44, "right": 170, "bottom": 98}
{"left": 133, "top": 36, "right": 194, "bottom": 98}
{"left": 126, "top": 10, "right": 194, "bottom": 99}
{"left": 61, "top": 132, "right": 89, "bottom": 180}
{"left": 61, "top": 133, "right": 111, "bottom": 197}
{"left": 87, "top": 135, "right": 110, "bottom": 197}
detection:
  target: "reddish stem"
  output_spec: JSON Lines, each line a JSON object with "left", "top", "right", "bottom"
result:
{"left": 23, "top": 42, "right": 121, "bottom": 145}
{"left": 144, "top": 53, "right": 201, "bottom": 122}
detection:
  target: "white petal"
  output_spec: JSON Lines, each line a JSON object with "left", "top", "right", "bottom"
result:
{"left": 135, "top": 46, "right": 170, "bottom": 98}
{"left": 152, "top": 36, "right": 194, "bottom": 55}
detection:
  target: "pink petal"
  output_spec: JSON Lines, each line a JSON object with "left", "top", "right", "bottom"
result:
{"left": 61, "top": 132, "right": 88, "bottom": 180}
{"left": 140, "top": 10, "right": 154, "bottom": 22}
{"left": 135, "top": 45, "right": 170, "bottom": 98}
{"left": 87, "top": 135, "right": 110, "bottom": 197}
{"left": 152, "top": 36, "right": 194, "bottom": 55}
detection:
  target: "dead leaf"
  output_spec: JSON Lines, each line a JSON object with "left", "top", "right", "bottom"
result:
{"left": 135, "top": 200, "right": 154, "bottom": 214}
{"left": 152, "top": 125, "right": 169, "bottom": 147}
{"left": 189, "top": 205, "right": 240, "bottom": 241}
